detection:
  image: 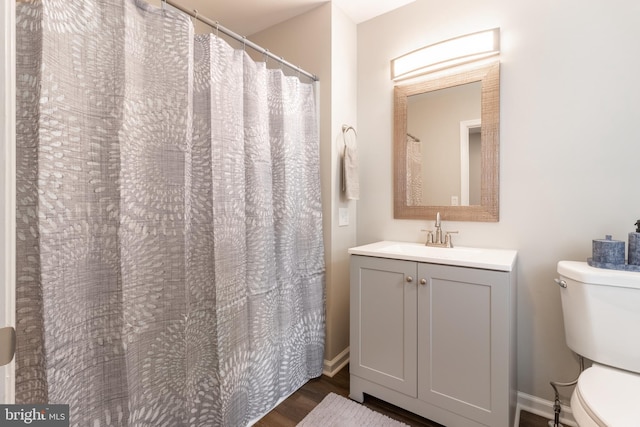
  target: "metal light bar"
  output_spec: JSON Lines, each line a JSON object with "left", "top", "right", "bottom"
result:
{"left": 391, "top": 28, "right": 500, "bottom": 80}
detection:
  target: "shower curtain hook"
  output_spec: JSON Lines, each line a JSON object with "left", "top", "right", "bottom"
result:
{"left": 161, "top": 0, "right": 166, "bottom": 10}
{"left": 242, "top": 36, "right": 247, "bottom": 51}
{"left": 214, "top": 21, "right": 219, "bottom": 38}
{"left": 264, "top": 49, "right": 269, "bottom": 65}
{"left": 192, "top": 9, "right": 199, "bottom": 26}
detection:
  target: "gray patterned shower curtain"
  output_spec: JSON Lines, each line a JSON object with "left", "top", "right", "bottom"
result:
{"left": 15, "top": 1, "right": 325, "bottom": 426}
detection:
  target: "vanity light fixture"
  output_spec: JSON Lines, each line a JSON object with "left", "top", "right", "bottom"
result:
{"left": 391, "top": 28, "right": 500, "bottom": 80}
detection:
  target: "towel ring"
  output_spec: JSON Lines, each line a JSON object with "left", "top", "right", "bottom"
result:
{"left": 341, "top": 124, "right": 357, "bottom": 151}
{"left": 342, "top": 125, "right": 357, "bottom": 137}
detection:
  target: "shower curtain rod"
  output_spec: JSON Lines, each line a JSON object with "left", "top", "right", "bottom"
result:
{"left": 163, "top": 0, "right": 318, "bottom": 81}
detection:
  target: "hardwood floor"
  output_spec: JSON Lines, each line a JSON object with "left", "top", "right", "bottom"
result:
{"left": 254, "top": 365, "right": 551, "bottom": 427}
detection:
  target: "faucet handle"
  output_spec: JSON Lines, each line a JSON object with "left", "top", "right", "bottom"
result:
{"left": 421, "top": 229, "right": 434, "bottom": 244}
{"left": 444, "top": 231, "right": 458, "bottom": 248}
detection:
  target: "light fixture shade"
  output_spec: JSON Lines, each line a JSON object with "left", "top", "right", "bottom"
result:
{"left": 391, "top": 28, "right": 500, "bottom": 80}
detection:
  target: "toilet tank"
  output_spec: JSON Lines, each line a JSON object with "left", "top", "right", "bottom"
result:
{"left": 557, "top": 261, "right": 640, "bottom": 374}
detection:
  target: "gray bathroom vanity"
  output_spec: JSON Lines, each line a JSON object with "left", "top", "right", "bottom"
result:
{"left": 349, "top": 241, "right": 517, "bottom": 427}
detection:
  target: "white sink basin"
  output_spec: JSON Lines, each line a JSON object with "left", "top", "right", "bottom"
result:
{"left": 348, "top": 241, "right": 517, "bottom": 271}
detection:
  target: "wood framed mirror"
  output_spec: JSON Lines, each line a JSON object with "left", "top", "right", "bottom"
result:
{"left": 394, "top": 60, "right": 500, "bottom": 222}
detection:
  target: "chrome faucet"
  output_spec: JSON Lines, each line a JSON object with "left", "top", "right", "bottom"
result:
{"left": 424, "top": 212, "right": 458, "bottom": 248}
{"left": 434, "top": 212, "right": 443, "bottom": 245}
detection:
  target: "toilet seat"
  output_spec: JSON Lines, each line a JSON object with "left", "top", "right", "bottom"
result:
{"left": 571, "top": 364, "right": 640, "bottom": 427}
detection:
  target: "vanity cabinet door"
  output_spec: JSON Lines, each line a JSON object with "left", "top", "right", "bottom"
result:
{"left": 417, "top": 263, "right": 510, "bottom": 426}
{"left": 350, "top": 255, "right": 418, "bottom": 397}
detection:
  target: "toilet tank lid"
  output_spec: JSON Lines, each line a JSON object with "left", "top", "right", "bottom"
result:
{"left": 558, "top": 261, "right": 640, "bottom": 289}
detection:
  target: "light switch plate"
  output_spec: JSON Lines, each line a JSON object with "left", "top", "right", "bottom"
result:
{"left": 339, "top": 208, "right": 349, "bottom": 226}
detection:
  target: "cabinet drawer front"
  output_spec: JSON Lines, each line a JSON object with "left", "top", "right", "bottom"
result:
{"left": 350, "top": 256, "right": 417, "bottom": 397}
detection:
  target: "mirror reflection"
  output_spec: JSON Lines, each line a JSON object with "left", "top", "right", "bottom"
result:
{"left": 394, "top": 61, "right": 500, "bottom": 222}
{"left": 406, "top": 81, "right": 481, "bottom": 206}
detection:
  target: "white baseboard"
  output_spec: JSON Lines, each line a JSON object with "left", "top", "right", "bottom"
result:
{"left": 323, "top": 347, "right": 349, "bottom": 377}
{"left": 516, "top": 391, "right": 576, "bottom": 427}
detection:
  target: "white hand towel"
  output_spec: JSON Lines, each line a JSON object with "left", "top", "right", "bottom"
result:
{"left": 342, "top": 141, "right": 359, "bottom": 200}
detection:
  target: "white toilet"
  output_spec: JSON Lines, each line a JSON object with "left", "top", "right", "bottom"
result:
{"left": 557, "top": 261, "right": 640, "bottom": 426}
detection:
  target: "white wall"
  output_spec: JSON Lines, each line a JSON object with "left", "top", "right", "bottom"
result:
{"left": 358, "top": 0, "right": 640, "bottom": 402}
{"left": 327, "top": 3, "right": 358, "bottom": 366}
{"left": 0, "top": 0, "right": 16, "bottom": 404}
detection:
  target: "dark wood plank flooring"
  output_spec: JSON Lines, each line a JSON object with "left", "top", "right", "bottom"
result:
{"left": 255, "top": 365, "right": 550, "bottom": 427}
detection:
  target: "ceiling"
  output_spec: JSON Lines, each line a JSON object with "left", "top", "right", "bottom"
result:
{"left": 167, "top": 0, "right": 415, "bottom": 36}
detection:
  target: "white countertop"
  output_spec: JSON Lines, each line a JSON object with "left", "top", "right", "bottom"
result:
{"left": 348, "top": 241, "right": 518, "bottom": 272}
